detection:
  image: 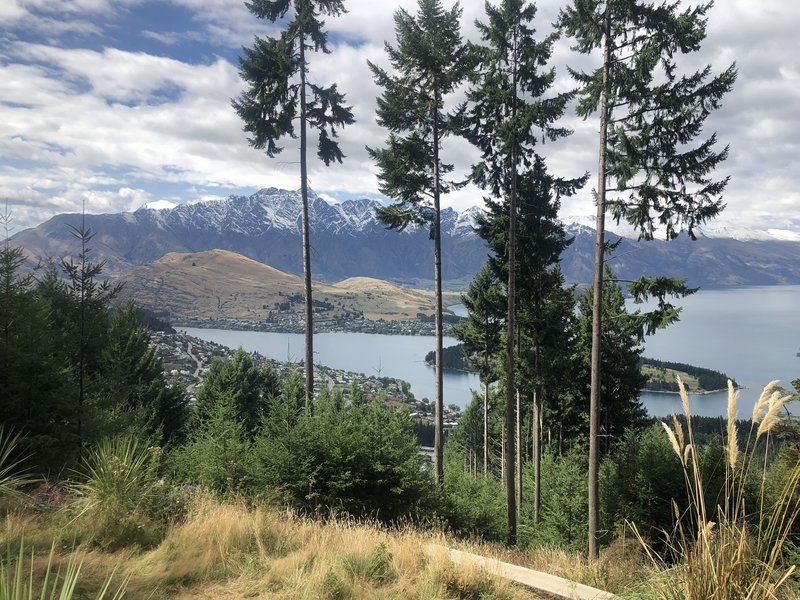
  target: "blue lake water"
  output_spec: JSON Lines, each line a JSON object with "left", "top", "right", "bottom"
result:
{"left": 183, "top": 285, "right": 799, "bottom": 418}
{"left": 181, "top": 328, "right": 481, "bottom": 407}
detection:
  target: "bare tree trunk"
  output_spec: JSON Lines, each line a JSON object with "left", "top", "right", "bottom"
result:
{"left": 504, "top": 20, "right": 519, "bottom": 548}
{"left": 588, "top": 8, "right": 611, "bottom": 559}
{"left": 533, "top": 385, "right": 542, "bottom": 523}
{"left": 432, "top": 89, "right": 444, "bottom": 488}
{"left": 299, "top": 35, "right": 314, "bottom": 412}
{"left": 483, "top": 381, "right": 489, "bottom": 476}
{"left": 515, "top": 387, "right": 522, "bottom": 517}
{"left": 501, "top": 423, "right": 505, "bottom": 486}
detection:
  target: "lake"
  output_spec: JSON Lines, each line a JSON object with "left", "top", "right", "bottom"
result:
{"left": 634, "top": 285, "right": 800, "bottom": 417}
{"left": 183, "top": 285, "right": 799, "bottom": 418}
{"left": 181, "top": 328, "right": 482, "bottom": 407}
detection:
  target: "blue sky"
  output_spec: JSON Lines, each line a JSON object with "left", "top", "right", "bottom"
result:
{"left": 1, "top": 0, "right": 798, "bottom": 240}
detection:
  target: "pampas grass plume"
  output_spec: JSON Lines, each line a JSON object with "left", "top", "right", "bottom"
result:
{"left": 726, "top": 380, "right": 739, "bottom": 469}
{"left": 752, "top": 380, "right": 779, "bottom": 423}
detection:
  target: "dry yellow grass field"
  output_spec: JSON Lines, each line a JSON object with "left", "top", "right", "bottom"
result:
{"left": 2, "top": 496, "right": 557, "bottom": 599}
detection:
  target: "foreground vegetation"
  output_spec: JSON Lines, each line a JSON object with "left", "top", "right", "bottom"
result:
{"left": 3, "top": 220, "right": 800, "bottom": 597}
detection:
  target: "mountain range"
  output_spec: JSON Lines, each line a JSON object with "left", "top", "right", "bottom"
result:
{"left": 11, "top": 187, "right": 800, "bottom": 288}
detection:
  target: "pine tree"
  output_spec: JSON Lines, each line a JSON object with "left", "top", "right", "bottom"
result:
{"left": 453, "top": 265, "right": 504, "bottom": 477}
{"left": 96, "top": 303, "right": 189, "bottom": 445}
{"left": 559, "top": 0, "right": 736, "bottom": 557}
{"left": 367, "top": 0, "right": 470, "bottom": 487}
{"left": 193, "top": 348, "right": 277, "bottom": 437}
{"left": 233, "top": 0, "right": 355, "bottom": 408}
{"left": 459, "top": 0, "right": 584, "bottom": 544}
{"left": 59, "top": 218, "right": 121, "bottom": 461}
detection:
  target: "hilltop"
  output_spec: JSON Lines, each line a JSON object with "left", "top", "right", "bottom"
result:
{"left": 117, "top": 249, "right": 460, "bottom": 329}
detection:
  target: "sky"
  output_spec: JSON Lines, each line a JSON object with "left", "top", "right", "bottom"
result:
{"left": 1, "top": 0, "right": 798, "bottom": 237}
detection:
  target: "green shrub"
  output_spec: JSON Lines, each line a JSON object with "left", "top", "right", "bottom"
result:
{"left": 521, "top": 447, "right": 588, "bottom": 551}
{"left": 255, "top": 399, "right": 431, "bottom": 521}
{"left": 169, "top": 399, "right": 255, "bottom": 496}
{"left": 70, "top": 436, "right": 181, "bottom": 550}
{"left": 440, "top": 447, "right": 506, "bottom": 542}
{"left": 320, "top": 568, "right": 350, "bottom": 600}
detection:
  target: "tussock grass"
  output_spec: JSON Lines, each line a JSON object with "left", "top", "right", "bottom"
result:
{"left": 43, "top": 493, "right": 540, "bottom": 598}
{"left": 633, "top": 378, "right": 800, "bottom": 600}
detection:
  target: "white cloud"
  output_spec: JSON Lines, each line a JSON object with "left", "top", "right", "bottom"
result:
{"left": 0, "top": 0, "right": 798, "bottom": 238}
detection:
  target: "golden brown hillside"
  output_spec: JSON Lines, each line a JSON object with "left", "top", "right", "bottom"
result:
{"left": 117, "top": 249, "right": 459, "bottom": 323}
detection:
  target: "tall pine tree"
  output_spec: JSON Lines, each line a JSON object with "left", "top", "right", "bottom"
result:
{"left": 559, "top": 0, "right": 736, "bottom": 556}
{"left": 367, "top": 0, "right": 470, "bottom": 486}
{"left": 459, "top": 0, "right": 583, "bottom": 544}
{"left": 233, "top": 0, "right": 355, "bottom": 408}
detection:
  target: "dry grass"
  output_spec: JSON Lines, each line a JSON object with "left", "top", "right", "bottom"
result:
{"left": 3, "top": 491, "right": 555, "bottom": 599}
{"left": 117, "top": 249, "right": 459, "bottom": 323}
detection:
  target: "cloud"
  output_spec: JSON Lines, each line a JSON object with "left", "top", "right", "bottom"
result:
{"left": 0, "top": 0, "right": 798, "bottom": 238}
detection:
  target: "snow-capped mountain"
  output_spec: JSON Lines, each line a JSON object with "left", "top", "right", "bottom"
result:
{"left": 12, "top": 188, "right": 487, "bottom": 282}
{"left": 11, "top": 188, "right": 800, "bottom": 287}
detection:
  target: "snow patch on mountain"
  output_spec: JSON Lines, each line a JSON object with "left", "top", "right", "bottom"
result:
{"left": 142, "top": 199, "right": 178, "bottom": 210}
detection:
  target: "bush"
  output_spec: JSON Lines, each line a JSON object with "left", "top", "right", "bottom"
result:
{"left": 254, "top": 399, "right": 431, "bottom": 521}
{"left": 440, "top": 447, "right": 506, "bottom": 542}
{"left": 70, "top": 436, "right": 184, "bottom": 550}
{"left": 521, "top": 447, "right": 588, "bottom": 551}
{"left": 601, "top": 425, "right": 685, "bottom": 547}
{"left": 169, "top": 399, "right": 256, "bottom": 496}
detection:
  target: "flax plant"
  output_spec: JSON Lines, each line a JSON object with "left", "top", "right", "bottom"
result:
{"left": 633, "top": 377, "right": 799, "bottom": 599}
{"left": 0, "top": 428, "right": 33, "bottom": 508}
{"left": 0, "top": 541, "right": 125, "bottom": 600}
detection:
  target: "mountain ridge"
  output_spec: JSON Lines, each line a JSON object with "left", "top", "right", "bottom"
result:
{"left": 10, "top": 187, "right": 800, "bottom": 288}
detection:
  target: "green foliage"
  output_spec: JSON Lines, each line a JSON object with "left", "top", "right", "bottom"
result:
{"left": 232, "top": 0, "right": 354, "bottom": 164}
{"left": 636, "top": 382, "right": 799, "bottom": 599}
{"left": 424, "top": 344, "right": 471, "bottom": 372}
{"left": 600, "top": 425, "right": 684, "bottom": 546}
{"left": 0, "top": 541, "right": 126, "bottom": 600}
{"left": 642, "top": 357, "right": 736, "bottom": 392}
{"left": 575, "top": 266, "right": 649, "bottom": 451}
{"left": 367, "top": 0, "right": 470, "bottom": 225}
{"left": 255, "top": 396, "right": 430, "bottom": 521}
{"left": 440, "top": 445, "right": 506, "bottom": 541}
{"left": 0, "top": 236, "right": 188, "bottom": 474}
{"left": 71, "top": 436, "right": 182, "bottom": 550}
{"left": 94, "top": 303, "right": 188, "bottom": 445}
{"left": 341, "top": 543, "right": 396, "bottom": 586}
{"left": 319, "top": 568, "right": 349, "bottom": 600}
{"left": 453, "top": 266, "right": 504, "bottom": 384}
{"left": 460, "top": 0, "right": 582, "bottom": 197}
{"left": 193, "top": 348, "right": 276, "bottom": 436}
{"left": 559, "top": 0, "right": 737, "bottom": 241}
{"left": 170, "top": 399, "right": 255, "bottom": 497}
{"left": 521, "top": 448, "right": 588, "bottom": 551}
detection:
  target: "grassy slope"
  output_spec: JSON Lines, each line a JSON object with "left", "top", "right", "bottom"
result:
{"left": 116, "top": 250, "right": 460, "bottom": 324}
{"left": 1, "top": 496, "right": 647, "bottom": 599}
{"left": 641, "top": 364, "right": 704, "bottom": 391}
